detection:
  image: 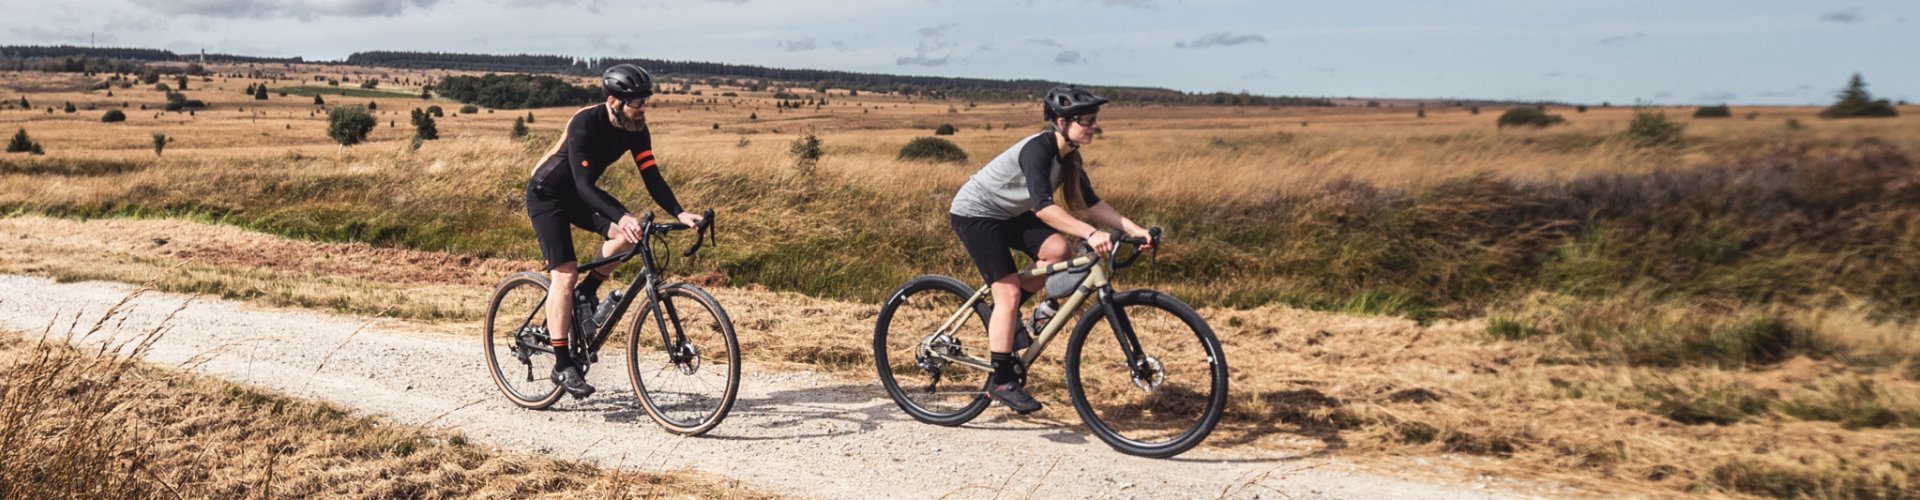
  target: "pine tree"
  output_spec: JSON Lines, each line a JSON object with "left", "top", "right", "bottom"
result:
{"left": 511, "top": 116, "right": 528, "bottom": 139}
{"left": 255, "top": 84, "right": 268, "bottom": 100}
{"left": 6, "top": 128, "right": 32, "bottom": 153}
{"left": 1820, "top": 73, "right": 1899, "bottom": 118}
{"left": 314, "top": 95, "right": 326, "bottom": 106}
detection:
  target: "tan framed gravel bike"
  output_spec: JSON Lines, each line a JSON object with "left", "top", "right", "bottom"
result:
{"left": 483, "top": 209, "right": 739, "bottom": 436}
{"left": 872, "top": 228, "right": 1229, "bottom": 458}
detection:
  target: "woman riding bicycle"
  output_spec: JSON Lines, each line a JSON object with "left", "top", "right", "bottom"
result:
{"left": 525, "top": 63, "right": 705, "bottom": 399}
{"left": 948, "top": 85, "right": 1154, "bottom": 414}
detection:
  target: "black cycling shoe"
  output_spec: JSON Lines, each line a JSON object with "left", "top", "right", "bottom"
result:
{"left": 987, "top": 381, "right": 1043, "bottom": 414}
{"left": 552, "top": 365, "right": 597, "bottom": 399}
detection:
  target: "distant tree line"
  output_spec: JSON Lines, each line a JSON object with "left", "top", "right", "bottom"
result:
{"left": 431, "top": 74, "right": 601, "bottom": 110}
{"left": 346, "top": 50, "right": 1334, "bottom": 107}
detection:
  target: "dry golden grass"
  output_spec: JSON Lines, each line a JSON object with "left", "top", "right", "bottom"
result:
{"left": 0, "top": 320, "right": 773, "bottom": 498}
{"left": 8, "top": 215, "right": 1920, "bottom": 498}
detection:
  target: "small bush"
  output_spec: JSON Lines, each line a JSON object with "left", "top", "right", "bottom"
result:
{"left": 1820, "top": 73, "right": 1900, "bottom": 119}
{"left": 100, "top": 110, "right": 125, "bottom": 123}
{"left": 934, "top": 124, "right": 957, "bottom": 135}
{"left": 313, "top": 95, "right": 325, "bottom": 106}
{"left": 152, "top": 133, "right": 168, "bottom": 156}
{"left": 426, "top": 105, "right": 443, "bottom": 117}
{"left": 897, "top": 137, "right": 968, "bottom": 164}
{"left": 511, "top": 117, "right": 528, "bottom": 139}
{"left": 459, "top": 105, "right": 479, "bottom": 114}
{"left": 789, "top": 131, "right": 823, "bottom": 175}
{"left": 1496, "top": 107, "right": 1565, "bottom": 128}
{"left": 327, "top": 106, "right": 377, "bottom": 147}
{"left": 1693, "top": 105, "right": 1733, "bottom": 118}
{"left": 1623, "top": 109, "right": 1686, "bottom": 149}
{"left": 6, "top": 128, "right": 33, "bottom": 153}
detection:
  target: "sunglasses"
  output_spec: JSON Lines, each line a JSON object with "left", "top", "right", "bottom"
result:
{"left": 620, "top": 98, "right": 649, "bottom": 111}
{"left": 1068, "top": 114, "right": 1098, "bottom": 126}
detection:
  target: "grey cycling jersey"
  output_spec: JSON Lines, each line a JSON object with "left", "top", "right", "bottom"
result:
{"left": 949, "top": 131, "right": 1102, "bottom": 220}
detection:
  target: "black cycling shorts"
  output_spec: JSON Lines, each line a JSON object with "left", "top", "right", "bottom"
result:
{"left": 950, "top": 212, "right": 1056, "bottom": 284}
{"left": 526, "top": 182, "right": 614, "bottom": 271}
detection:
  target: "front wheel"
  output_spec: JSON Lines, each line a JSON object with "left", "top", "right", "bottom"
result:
{"left": 626, "top": 282, "right": 740, "bottom": 436}
{"left": 1065, "top": 290, "right": 1229, "bottom": 458}
{"left": 873, "top": 275, "right": 993, "bottom": 426}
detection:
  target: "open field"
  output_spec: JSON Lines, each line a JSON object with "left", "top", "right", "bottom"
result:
{"left": 0, "top": 324, "right": 771, "bottom": 498}
{"left": 4, "top": 63, "right": 1920, "bottom": 497}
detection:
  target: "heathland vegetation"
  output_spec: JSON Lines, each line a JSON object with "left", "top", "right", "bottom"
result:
{"left": 2, "top": 60, "right": 1917, "bottom": 497}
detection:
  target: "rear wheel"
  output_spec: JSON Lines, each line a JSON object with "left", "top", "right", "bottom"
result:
{"left": 873, "top": 275, "right": 993, "bottom": 426}
{"left": 484, "top": 272, "right": 564, "bottom": 409}
{"left": 1065, "top": 290, "right": 1228, "bottom": 458}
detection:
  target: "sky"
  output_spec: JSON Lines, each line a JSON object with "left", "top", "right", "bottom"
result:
{"left": 2, "top": 0, "right": 1914, "bottom": 105}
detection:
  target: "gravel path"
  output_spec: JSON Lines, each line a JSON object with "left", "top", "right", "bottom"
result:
{"left": 0, "top": 275, "right": 1529, "bottom": 499}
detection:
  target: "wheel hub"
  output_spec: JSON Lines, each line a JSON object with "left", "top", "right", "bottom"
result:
{"left": 673, "top": 342, "right": 703, "bottom": 375}
{"left": 1131, "top": 355, "right": 1165, "bottom": 392}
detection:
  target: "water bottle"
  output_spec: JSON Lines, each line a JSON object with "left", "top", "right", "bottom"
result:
{"left": 592, "top": 290, "right": 622, "bottom": 328}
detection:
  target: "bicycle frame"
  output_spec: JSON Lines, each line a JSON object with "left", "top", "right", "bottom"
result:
{"left": 925, "top": 249, "right": 1143, "bottom": 371}
{"left": 535, "top": 212, "right": 711, "bottom": 363}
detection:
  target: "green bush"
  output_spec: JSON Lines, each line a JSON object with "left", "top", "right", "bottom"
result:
{"left": 326, "top": 106, "right": 377, "bottom": 147}
{"left": 151, "top": 133, "right": 167, "bottom": 156}
{"left": 934, "top": 123, "right": 957, "bottom": 135}
{"left": 897, "top": 137, "right": 968, "bottom": 163}
{"left": 1623, "top": 109, "right": 1686, "bottom": 149}
{"left": 511, "top": 117, "right": 528, "bottom": 139}
{"left": 458, "top": 105, "right": 479, "bottom": 114}
{"left": 100, "top": 110, "right": 126, "bottom": 123}
{"left": 1496, "top": 107, "right": 1565, "bottom": 128}
{"left": 426, "top": 106, "right": 443, "bottom": 117}
{"left": 6, "top": 128, "right": 32, "bottom": 153}
{"left": 1693, "top": 105, "right": 1733, "bottom": 118}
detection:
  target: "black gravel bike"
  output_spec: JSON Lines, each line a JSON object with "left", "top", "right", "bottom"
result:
{"left": 873, "top": 228, "right": 1230, "bottom": 458}
{"left": 484, "top": 209, "right": 739, "bottom": 436}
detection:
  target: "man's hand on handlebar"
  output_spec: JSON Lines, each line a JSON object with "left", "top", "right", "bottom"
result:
{"left": 1124, "top": 226, "right": 1156, "bottom": 250}
{"left": 614, "top": 214, "right": 646, "bottom": 244}
{"left": 1086, "top": 230, "right": 1115, "bottom": 256}
{"left": 676, "top": 210, "right": 705, "bottom": 229}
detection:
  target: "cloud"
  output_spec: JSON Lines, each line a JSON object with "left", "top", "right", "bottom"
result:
{"left": 1100, "top": 0, "right": 1155, "bottom": 8}
{"left": 1696, "top": 91, "right": 1738, "bottom": 102}
{"left": 1241, "top": 70, "right": 1273, "bottom": 80}
{"left": 1026, "top": 38, "right": 1061, "bottom": 48}
{"left": 586, "top": 34, "right": 633, "bottom": 54}
{"left": 1597, "top": 32, "right": 1645, "bottom": 46}
{"left": 779, "top": 37, "right": 818, "bottom": 52}
{"left": 1054, "top": 50, "right": 1086, "bottom": 65}
{"left": 1820, "top": 8, "right": 1863, "bottom": 23}
{"left": 917, "top": 23, "right": 957, "bottom": 38}
{"left": 897, "top": 23, "right": 959, "bottom": 67}
{"left": 143, "top": 0, "right": 439, "bottom": 19}
{"left": 1174, "top": 32, "right": 1266, "bottom": 49}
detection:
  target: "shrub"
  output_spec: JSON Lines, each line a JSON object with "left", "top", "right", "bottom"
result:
{"left": 1623, "top": 108, "right": 1686, "bottom": 149}
{"left": 62, "top": 102, "right": 75, "bottom": 113}
{"left": 1693, "top": 105, "right": 1733, "bottom": 118}
{"left": 313, "top": 95, "right": 325, "bottom": 106}
{"left": 426, "top": 105, "right": 443, "bottom": 117}
{"left": 511, "top": 117, "right": 528, "bottom": 139}
{"left": 1820, "top": 73, "right": 1899, "bottom": 119}
{"left": 1496, "top": 107, "right": 1565, "bottom": 128}
{"left": 897, "top": 137, "right": 968, "bottom": 163}
{"left": 6, "top": 128, "right": 32, "bottom": 153}
{"left": 151, "top": 133, "right": 167, "bottom": 156}
{"left": 789, "top": 131, "right": 823, "bottom": 175}
{"left": 326, "top": 106, "right": 377, "bottom": 147}
{"left": 934, "top": 124, "right": 957, "bottom": 135}
{"left": 100, "top": 110, "right": 125, "bottom": 123}
{"left": 410, "top": 109, "right": 438, "bottom": 141}
{"left": 459, "top": 104, "right": 479, "bottom": 114}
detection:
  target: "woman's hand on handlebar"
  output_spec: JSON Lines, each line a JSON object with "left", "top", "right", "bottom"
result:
{"left": 1086, "top": 230, "right": 1115, "bottom": 256}
{"left": 1124, "top": 226, "right": 1156, "bottom": 250}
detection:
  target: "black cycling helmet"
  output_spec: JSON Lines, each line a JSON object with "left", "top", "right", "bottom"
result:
{"left": 602, "top": 63, "right": 654, "bottom": 100}
{"left": 1042, "top": 85, "right": 1108, "bottom": 121}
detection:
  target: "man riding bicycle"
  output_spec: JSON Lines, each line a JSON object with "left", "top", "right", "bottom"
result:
{"left": 525, "top": 63, "right": 705, "bottom": 399}
{"left": 948, "top": 86, "right": 1154, "bottom": 414}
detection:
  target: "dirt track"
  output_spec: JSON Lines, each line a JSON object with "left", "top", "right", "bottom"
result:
{"left": 0, "top": 274, "right": 1527, "bottom": 498}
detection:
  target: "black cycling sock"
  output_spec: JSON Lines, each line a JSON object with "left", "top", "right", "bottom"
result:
{"left": 552, "top": 337, "right": 574, "bottom": 369}
{"left": 991, "top": 352, "right": 1018, "bottom": 385}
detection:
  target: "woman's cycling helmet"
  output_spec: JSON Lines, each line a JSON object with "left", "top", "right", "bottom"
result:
{"left": 1042, "top": 85, "right": 1108, "bottom": 121}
